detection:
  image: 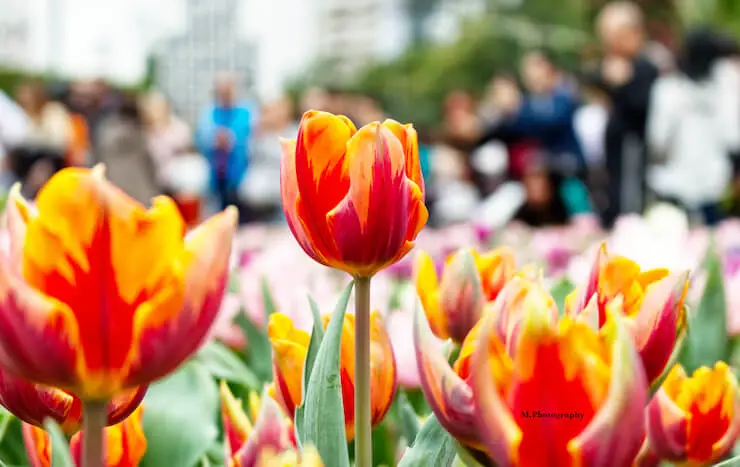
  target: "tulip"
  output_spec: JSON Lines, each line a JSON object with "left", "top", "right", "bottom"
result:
{"left": 414, "top": 276, "right": 558, "bottom": 449}
{"left": 645, "top": 362, "right": 740, "bottom": 466}
{"left": 267, "top": 311, "right": 396, "bottom": 440}
{"left": 0, "top": 367, "right": 145, "bottom": 435}
{"left": 280, "top": 110, "right": 427, "bottom": 278}
{"left": 0, "top": 168, "right": 237, "bottom": 400}
{"left": 23, "top": 405, "right": 146, "bottom": 467}
{"left": 565, "top": 243, "right": 689, "bottom": 386}
{"left": 254, "top": 446, "right": 324, "bottom": 466}
{"left": 414, "top": 247, "right": 515, "bottom": 343}
{"left": 220, "top": 381, "right": 304, "bottom": 466}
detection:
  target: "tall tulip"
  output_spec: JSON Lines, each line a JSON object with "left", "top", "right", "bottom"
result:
{"left": 415, "top": 275, "right": 649, "bottom": 465}
{"left": 414, "top": 247, "right": 515, "bottom": 343}
{"left": 267, "top": 311, "right": 396, "bottom": 440}
{"left": 281, "top": 111, "right": 427, "bottom": 465}
{"left": 644, "top": 362, "right": 740, "bottom": 466}
{"left": 0, "top": 367, "right": 145, "bottom": 434}
{"left": 565, "top": 243, "right": 689, "bottom": 386}
{"left": 23, "top": 405, "right": 146, "bottom": 467}
{"left": 0, "top": 168, "right": 236, "bottom": 465}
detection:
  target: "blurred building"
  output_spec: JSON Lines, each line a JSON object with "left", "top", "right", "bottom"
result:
{"left": 317, "top": 0, "right": 408, "bottom": 79}
{"left": 0, "top": 0, "right": 50, "bottom": 71}
{"left": 155, "top": 0, "right": 257, "bottom": 124}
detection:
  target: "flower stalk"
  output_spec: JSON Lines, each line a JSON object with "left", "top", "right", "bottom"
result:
{"left": 82, "top": 400, "right": 108, "bottom": 467}
{"left": 354, "top": 276, "right": 372, "bottom": 467}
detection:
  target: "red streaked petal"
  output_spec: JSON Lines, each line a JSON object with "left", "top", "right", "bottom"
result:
{"left": 0, "top": 367, "right": 74, "bottom": 428}
{"left": 126, "top": 208, "right": 236, "bottom": 386}
{"left": 469, "top": 298, "right": 521, "bottom": 467}
{"left": 631, "top": 271, "right": 689, "bottom": 384}
{"left": 414, "top": 304, "right": 480, "bottom": 447}
{"left": 571, "top": 243, "right": 606, "bottom": 317}
{"left": 232, "top": 393, "right": 295, "bottom": 466}
{"left": 325, "top": 124, "right": 412, "bottom": 276}
{"left": 5, "top": 186, "right": 33, "bottom": 272}
{"left": 22, "top": 423, "right": 51, "bottom": 467}
{"left": 381, "top": 119, "right": 425, "bottom": 194}
{"left": 220, "top": 381, "right": 253, "bottom": 458}
{"left": 646, "top": 387, "right": 688, "bottom": 460}
{"left": 438, "top": 248, "right": 485, "bottom": 343}
{"left": 280, "top": 139, "right": 329, "bottom": 265}
{"left": 0, "top": 250, "right": 79, "bottom": 388}
{"left": 568, "top": 313, "right": 649, "bottom": 467}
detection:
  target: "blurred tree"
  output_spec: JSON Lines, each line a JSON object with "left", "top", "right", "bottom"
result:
{"left": 403, "top": 0, "right": 443, "bottom": 46}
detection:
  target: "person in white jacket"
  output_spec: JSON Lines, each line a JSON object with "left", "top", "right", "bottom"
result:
{"left": 647, "top": 28, "right": 740, "bottom": 225}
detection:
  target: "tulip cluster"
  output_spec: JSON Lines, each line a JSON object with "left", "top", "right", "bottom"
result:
{"left": 412, "top": 240, "right": 740, "bottom": 467}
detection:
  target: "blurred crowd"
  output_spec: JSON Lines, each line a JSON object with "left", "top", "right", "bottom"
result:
{"left": 1, "top": 1, "right": 740, "bottom": 231}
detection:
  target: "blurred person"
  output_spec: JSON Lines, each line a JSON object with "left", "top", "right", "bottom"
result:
{"left": 596, "top": 1, "right": 659, "bottom": 227}
{"left": 196, "top": 72, "right": 253, "bottom": 223}
{"left": 513, "top": 159, "right": 569, "bottom": 227}
{"left": 0, "top": 89, "right": 28, "bottom": 181}
{"left": 646, "top": 28, "right": 740, "bottom": 226}
{"left": 12, "top": 81, "right": 71, "bottom": 197}
{"left": 300, "top": 86, "right": 330, "bottom": 113}
{"left": 141, "top": 92, "right": 192, "bottom": 189}
{"left": 351, "top": 93, "right": 385, "bottom": 126}
{"left": 95, "top": 92, "right": 159, "bottom": 205}
{"left": 575, "top": 73, "right": 611, "bottom": 212}
{"left": 325, "top": 87, "right": 354, "bottom": 116}
{"left": 243, "top": 96, "right": 299, "bottom": 223}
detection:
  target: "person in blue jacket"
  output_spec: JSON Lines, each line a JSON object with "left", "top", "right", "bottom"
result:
{"left": 196, "top": 72, "right": 254, "bottom": 223}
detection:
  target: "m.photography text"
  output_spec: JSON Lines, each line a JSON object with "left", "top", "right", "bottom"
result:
{"left": 520, "top": 410, "right": 585, "bottom": 420}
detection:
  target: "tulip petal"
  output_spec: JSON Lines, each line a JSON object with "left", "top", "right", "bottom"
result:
{"left": 438, "top": 249, "right": 485, "bottom": 343}
{"left": 280, "top": 139, "right": 327, "bottom": 265}
{"left": 233, "top": 394, "right": 294, "bottom": 467}
{"left": 368, "top": 311, "right": 397, "bottom": 427}
{"left": 646, "top": 384, "right": 688, "bottom": 460}
{"left": 413, "top": 303, "right": 479, "bottom": 447}
{"left": 568, "top": 313, "right": 649, "bottom": 467}
{"left": 22, "top": 423, "right": 51, "bottom": 467}
{"left": 127, "top": 207, "right": 236, "bottom": 386}
{"left": 631, "top": 271, "right": 689, "bottom": 383}
{"left": 413, "top": 251, "right": 446, "bottom": 339}
{"left": 381, "top": 119, "right": 424, "bottom": 193}
{"left": 220, "top": 381, "right": 253, "bottom": 458}
{"left": 567, "top": 243, "right": 606, "bottom": 316}
{"left": 325, "top": 124, "right": 419, "bottom": 276}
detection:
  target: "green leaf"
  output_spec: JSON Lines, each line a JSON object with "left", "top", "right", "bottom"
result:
{"left": 44, "top": 419, "right": 74, "bottom": 467}
{"left": 0, "top": 414, "right": 28, "bottom": 466}
{"left": 195, "top": 341, "right": 259, "bottom": 390}
{"left": 228, "top": 270, "right": 240, "bottom": 294}
{"left": 550, "top": 278, "right": 574, "bottom": 316}
{"left": 261, "top": 277, "right": 278, "bottom": 317}
{"left": 397, "top": 415, "right": 458, "bottom": 467}
{"left": 296, "top": 295, "right": 327, "bottom": 446}
{"left": 397, "top": 392, "right": 420, "bottom": 446}
{"left": 680, "top": 252, "right": 728, "bottom": 373}
{"left": 0, "top": 407, "right": 14, "bottom": 444}
{"left": 300, "top": 282, "right": 354, "bottom": 467}
{"left": 140, "top": 362, "right": 220, "bottom": 467}
{"left": 714, "top": 455, "right": 740, "bottom": 466}
{"left": 234, "top": 312, "right": 273, "bottom": 384}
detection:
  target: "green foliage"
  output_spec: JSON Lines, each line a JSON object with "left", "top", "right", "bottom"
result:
{"left": 195, "top": 341, "right": 259, "bottom": 390}
{"left": 397, "top": 415, "right": 458, "bottom": 466}
{"left": 45, "top": 419, "right": 74, "bottom": 467}
{"left": 234, "top": 277, "right": 278, "bottom": 384}
{"left": 550, "top": 278, "right": 575, "bottom": 315}
{"left": 298, "top": 282, "right": 354, "bottom": 466}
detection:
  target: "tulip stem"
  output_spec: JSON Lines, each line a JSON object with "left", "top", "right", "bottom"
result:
{"left": 354, "top": 276, "right": 372, "bottom": 467}
{"left": 82, "top": 400, "right": 107, "bottom": 467}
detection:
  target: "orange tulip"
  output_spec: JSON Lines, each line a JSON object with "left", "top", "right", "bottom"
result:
{"left": 414, "top": 247, "right": 515, "bottom": 342}
{"left": 0, "top": 367, "right": 145, "bottom": 434}
{"left": 0, "top": 168, "right": 237, "bottom": 400}
{"left": 415, "top": 276, "right": 649, "bottom": 465}
{"left": 645, "top": 362, "right": 740, "bottom": 466}
{"left": 280, "top": 111, "right": 428, "bottom": 278}
{"left": 267, "top": 311, "right": 396, "bottom": 440}
{"left": 220, "top": 382, "right": 298, "bottom": 467}
{"left": 23, "top": 405, "right": 147, "bottom": 467}
{"left": 565, "top": 243, "right": 689, "bottom": 386}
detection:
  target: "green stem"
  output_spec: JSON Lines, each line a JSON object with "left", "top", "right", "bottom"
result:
{"left": 82, "top": 400, "right": 108, "bottom": 467}
{"left": 354, "top": 276, "right": 372, "bottom": 467}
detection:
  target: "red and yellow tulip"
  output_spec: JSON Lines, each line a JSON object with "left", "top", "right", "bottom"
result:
{"left": 414, "top": 247, "right": 515, "bottom": 343}
{"left": 267, "top": 311, "right": 396, "bottom": 440}
{"left": 220, "top": 381, "right": 301, "bottom": 467}
{"left": 644, "top": 362, "right": 740, "bottom": 466}
{"left": 280, "top": 111, "right": 428, "bottom": 278}
{"left": 254, "top": 446, "right": 323, "bottom": 466}
{"left": 23, "top": 405, "right": 146, "bottom": 467}
{"left": 0, "top": 367, "right": 145, "bottom": 434}
{"left": 565, "top": 244, "right": 689, "bottom": 386}
{"left": 415, "top": 275, "right": 649, "bottom": 465}
{"left": 0, "top": 168, "right": 237, "bottom": 400}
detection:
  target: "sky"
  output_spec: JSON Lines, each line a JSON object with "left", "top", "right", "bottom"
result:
{"left": 23, "top": 0, "right": 320, "bottom": 98}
